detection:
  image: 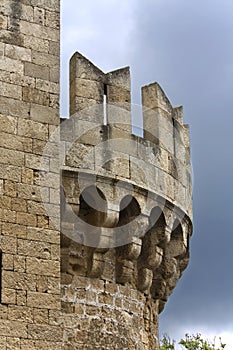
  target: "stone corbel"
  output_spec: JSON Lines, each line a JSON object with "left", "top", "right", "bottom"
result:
{"left": 163, "top": 257, "right": 178, "bottom": 279}
{"left": 179, "top": 254, "right": 189, "bottom": 272}
{"left": 166, "top": 238, "right": 186, "bottom": 258}
{"left": 116, "top": 259, "right": 134, "bottom": 284}
{"left": 138, "top": 267, "right": 153, "bottom": 293}
{"left": 116, "top": 237, "right": 142, "bottom": 284}
{"left": 146, "top": 246, "right": 163, "bottom": 269}
{"left": 137, "top": 246, "right": 163, "bottom": 294}
{"left": 151, "top": 276, "right": 166, "bottom": 300}
{"left": 88, "top": 251, "right": 106, "bottom": 278}
{"left": 118, "top": 237, "right": 142, "bottom": 260}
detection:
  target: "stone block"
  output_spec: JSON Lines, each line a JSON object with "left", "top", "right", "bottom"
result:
{"left": 70, "top": 51, "right": 104, "bottom": 82}
{"left": 8, "top": 306, "right": 33, "bottom": 322}
{"left": 108, "top": 122, "right": 132, "bottom": 138}
{"left": 0, "top": 81, "right": 22, "bottom": 100}
{"left": 49, "top": 94, "right": 59, "bottom": 111}
{"left": 11, "top": 198, "right": 27, "bottom": 212}
{"left": 0, "top": 132, "right": 32, "bottom": 152}
{"left": 18, "top": 239, "right": 51, "bottom": 259}
{"left": 0, "top": 164, "right": 21, "bottom": 182}
{"left": 30, "top": 101, "right": 59, "bottom": 125}
{"left": 0, "top": 209, "right": 16, "bottom": 224}
{"left": 1, "top": 288, "right": 16, "bottom": 304}
{"left": 17, "top": 183, "right": 49, "bottom": 202}
{"left": 0, "top": 97, "right": 30, "bottom": 118}
{"left": 20, "top": 20, "right": 59, "bottom": 41}
{"left": 3, "top": 180, "right": 17, "bottom": 197}
{"left": 49, "top": 67, "right": 59, "bottom": 83}
{"left": 2, "top": 271, "right": 37, "bottom": 291}
{"left": 130, "top": 156, "right": 156, "bottom": 190}
{"left": 2, "top": 223, "right": 26, "bottom": 238}
{"left": 107, "top": 84, "right": 130, "bottom": 104}
{"left": 23, "top": 86, "right": 50, "bottom": 106}
{"left": 14, "top": 255, "right": 26, "bottom": 273}
{"left": 18, "top": 119, "right": 48, "bottom": 140}
{"left": 31, "top": 0, "right": 60, "bottom": 12}
{"left": 142, "top": 82, "right": 173, "bottom": 114}
{"left": 26, "top": 257, "right": 60, "bottom": 277}
{"left": 24, "top": 35, "right": 50, "bottom": 53}
{"left": 22, "top": 168, "right": 34, "bottom": 185}
{"left": 27, "top": 292, "right": 60, "bottom": 310}
{"left": 2, "top": 253, "right": 14, "bottom": 271}
{"left": 25, "top": 153, "right": 49, "bottom": 171}
{"left": 65, "top": 142, "right": 95, "bottom": 170}
{"left": 0, "top": 320, "right": 27, "bottom": 338}
{"left": 39, "top": 172, "right": 60, "bottom": 189}
{"left": 33, "top": 6, "right": 45, "bottom": 25}
{"left": 0, "top": 56, "right": 24, "bottom": 74}
{"left": 0, "top": 195, "right": 11, "bottom": 209}
{"left": 70, "top": 96, "right": 102, "bottom": 116}
{"left": 0, "top": 115, "right": 17, "bottom": 134}
{"left": 5, "top": 44, "right": 31, "bottom": 61}
{"left": 27, "top": 324, "right": 63, "bottom": 341}
{"left": 24, "top": 62, "right": 49, "bottom": 80}
{"left": 33, "top": 308, "right": 49, "bottom": 324}
{"left": 0, "top": 148, "right": 24, "bottom": 166}
{"left": 16, "top": 212, "right": 37, "bottom": 226}
{"left": 49, "top": 41, "right": 60, "bottom": 56}
{"left": 45, "top": 10, "right": 59, "bottom": 29}
{"left": 72, "top": 78, "right": 103, "bottom": 101}
{"left": 95, "top": 146, "right": 130, "bottom": 178}
{"left": 32, "top": 50, "right": 59, "bottom": 67}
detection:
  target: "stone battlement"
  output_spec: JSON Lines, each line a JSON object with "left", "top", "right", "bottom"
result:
{"left": 0, "top": 1, "right": 192, "bottom": 349}
{"left": 59, "top": 52, "right": 193, "bottom": 349}
{"left": 61, "top": 52, "right": 192, "bottom": 223}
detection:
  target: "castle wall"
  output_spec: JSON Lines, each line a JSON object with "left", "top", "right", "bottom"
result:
{"left": 0, "top": 2, "right": 192, "bottom": 349}
{"left": 59, "top": 52, "right": 192, "bottom": 349}
{"left": 0, "top": 0, "right": 62, "bottom": 348}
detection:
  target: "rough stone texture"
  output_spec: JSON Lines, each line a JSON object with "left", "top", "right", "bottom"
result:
{"left": 0, "top": 1, "right": 193, "bottom": 349}
{"left": 60, "top": 53, "right": 193, "bottom": 349}
{"left": 0, "top": 0, "right": 61, "bottom": 349}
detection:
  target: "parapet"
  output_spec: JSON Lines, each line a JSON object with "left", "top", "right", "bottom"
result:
{"left": 64, "top": 51, "right": 192, "bottom": 217}
{"left": 60, "top": 51, "right": 193, "bottom": 349}
{"left": 70, "top": 52, "right": 131, "bottom": 117}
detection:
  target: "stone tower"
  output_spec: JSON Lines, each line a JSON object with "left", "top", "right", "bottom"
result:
{"left": 0, "top": 1, "right": 192, "bottom": 349}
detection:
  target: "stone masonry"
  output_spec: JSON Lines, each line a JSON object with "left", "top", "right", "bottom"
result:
{"left": 0, "top": 1, "right": 193, "bottom": 349}
{"left": 0, "top": 0, "right": 61, "bottom": 349}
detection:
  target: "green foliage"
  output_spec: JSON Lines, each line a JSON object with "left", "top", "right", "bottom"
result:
{"left": 159, "top": 333, "right": 226, "bottom": 350}
{"left": 159, "top": 334, "right": 175, "bottom": 350}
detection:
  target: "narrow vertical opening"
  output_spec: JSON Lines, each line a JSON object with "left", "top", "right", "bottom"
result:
{"left": 172, "top": 117, "right": 176, "bottom": 157}
{"left": 103, "top": 84, "right": 107, "bottom": 125}
{"left": 132, "top": 103, "right": 143, "bottom": 137}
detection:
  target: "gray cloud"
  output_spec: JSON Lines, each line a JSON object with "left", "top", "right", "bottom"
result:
{"left": 128, "top": 0, "right": 233, "bottom": 338}
{"left": 61, "top": 0, "right": 135, "bottom": 116}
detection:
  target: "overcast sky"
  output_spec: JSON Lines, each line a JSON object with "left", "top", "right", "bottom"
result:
{"left": 61, "top": 1, "right": 233, "bottom": 347}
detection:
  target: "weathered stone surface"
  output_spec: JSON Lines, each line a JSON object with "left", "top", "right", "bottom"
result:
{"left": 0, "top": 0, "right": 61, "bottom": 348}
{"left": 24, "top": 62, "right": 49, "bottom": 80}
{"left": 60, "top": 50, "right": 192, "bottom": 350}
{"left": 18, "top": 119, "right": 48, "bottom": 140}
{"left": 0, "top": 2, "right": 192, "bottom": 350}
